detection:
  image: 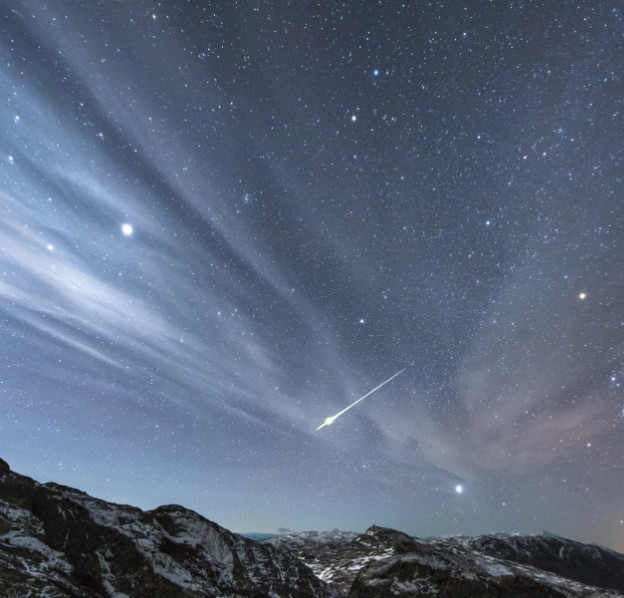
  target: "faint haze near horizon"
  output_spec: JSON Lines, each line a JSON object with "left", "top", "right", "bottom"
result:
{"left": 0, "top": 0, "right": 622, "bottom": 551}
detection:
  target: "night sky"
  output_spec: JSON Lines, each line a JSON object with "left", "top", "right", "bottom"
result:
{"left": 2, "top": 1, "right": 623, "bottom": 551}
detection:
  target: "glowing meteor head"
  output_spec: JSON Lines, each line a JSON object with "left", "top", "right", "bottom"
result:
{"left": 316, "top": 415, "right": 338, "bottom": 431}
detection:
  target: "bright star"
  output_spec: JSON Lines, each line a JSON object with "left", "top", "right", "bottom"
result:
{"left": 579, "top": 292, "right": 587, "bottom": 300}
{"left": 121, "top": 223, "right": 133, "bottom": 236}
{"left": 455, "top": 484, "right": 464, "bottom": 494}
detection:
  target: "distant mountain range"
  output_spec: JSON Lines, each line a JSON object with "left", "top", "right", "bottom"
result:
{"left": 1, "top": 457, "right": 623, "bottom": 597}
{"left": 269, "top": 527, "right": 624, "bottom": 597}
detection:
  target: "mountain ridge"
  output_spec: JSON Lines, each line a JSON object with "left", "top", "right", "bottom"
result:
{"left": 269, "top": 526, "right": 624, "bottom": 597}
{"left": 1, "top": 458, "right": 623, "bottom": 597}
{"left": 0, "top": 457, "right": 339, "bottom": 597}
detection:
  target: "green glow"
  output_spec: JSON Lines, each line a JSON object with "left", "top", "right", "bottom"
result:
{"left": 316, "top": 415, "right": 337, "bottom": 431}
{"left": 315, "top": 368, "right": 406, "bottom": 432}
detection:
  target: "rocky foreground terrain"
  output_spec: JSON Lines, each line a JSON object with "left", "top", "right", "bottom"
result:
{"left": 269, "top": 526, "right": 624, "bottom": 597}
{"left": 1, "top": 457, "right": 623, "bottom": 597}
{"left": 0, "top": 458, "right": 337, "bottom": 597}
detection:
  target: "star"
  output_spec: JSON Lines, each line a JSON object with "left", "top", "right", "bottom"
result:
{"left": 2, "top": 0, "right": 622, "bottom": 554}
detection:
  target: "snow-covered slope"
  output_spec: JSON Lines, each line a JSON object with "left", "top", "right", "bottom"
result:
{"left": 0, "top": 458, "right": 339, "bottom": 597}
{"left": 266, "top": 526, "right": 624, "bottom": 597}
{"left": 266, "top": 527, "right": 403, "bottom": 594}
{"left": 452, "top": 532, "right": 624, "bottom": 592}
{"left": 2, "top": 456, "right": 622, "bottom": 598}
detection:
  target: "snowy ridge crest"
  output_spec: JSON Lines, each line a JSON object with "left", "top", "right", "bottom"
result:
{"left": 0, "top": 459, "right": 339, "bottom": 597}
{"left": 1, "top": 458, "right": 623, "bottom": 597}
{"left": 265, "top": 525, "right": 624, "bottom": 597}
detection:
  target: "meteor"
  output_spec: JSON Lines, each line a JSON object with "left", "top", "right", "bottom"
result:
{"left": 315, "top": 368, "right": 405, "bottom": 431}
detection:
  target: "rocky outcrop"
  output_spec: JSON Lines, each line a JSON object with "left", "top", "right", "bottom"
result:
{"left": 0, "top": 459, "right": 339, "bottom": 597}
{"left": 268, "top": 526, "right": 624, "bottom": 598}
{"left": 2, "top": 459, "right": 623, "bottom": 598}
{"left": 348, "top": 528, "right": 624, "bottom": 598}
{"left": 457, "top": 533, "right": 624, "bottom": 593}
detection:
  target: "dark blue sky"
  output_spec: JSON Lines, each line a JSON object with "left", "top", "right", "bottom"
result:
{"left": 1, "top": 1, "right": 623, "bottom": 550}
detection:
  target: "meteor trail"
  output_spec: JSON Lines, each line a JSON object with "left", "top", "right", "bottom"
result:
{"left": 315, "top": 368, "right": 405, "bottom": 431}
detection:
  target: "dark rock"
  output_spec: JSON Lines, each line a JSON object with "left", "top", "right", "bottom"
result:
{"left": 349, "top": 549, "right": 569, "bottom": 598}
{"left": 268, "top": 527, "right": 624, "bottom": 598}
{"left": 2, "top": 460, "right": 622, "bottom": 598}
{"left": 349, "top": 534, "right": 624, "bottom": 598}
{"left": 458, "top": 533, "right": 624, "bottom": 593}
{"left": 0, "top": 460, "right": 340, "bottom": 597}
